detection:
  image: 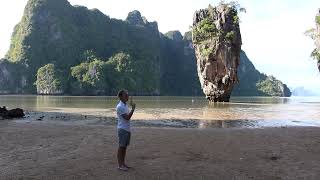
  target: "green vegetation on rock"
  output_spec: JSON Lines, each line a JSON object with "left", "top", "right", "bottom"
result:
{"left": 69, "top": 52, "right": 139, "bottom": 95}
{"left": 233, "top": 15, "right": 240, "bottom": 24}
{"left": 225, "top": 31, "right": 236, "bottom": 42}
{"left": 311, "top": 48, "right": 320, "bottom": 62}
{"left": 192, "top": 2, "right": 243, "bottom": 101}
{"left": 70, "top": 60, "right": 108, "bottom": 94}
{"left": 306, "top": 12, "right": 320, "bottom": 71}
{"left": 257, "top": 76, "right": 290, "bottom": 97}
{"left": 5, "top": 0, "right": 160, "bottom": 95}
{"left": 0, "top": 0, "right": 290, "bottom": 97}
{"left": 106, "top": 52, "right": 137, "bottom": 93}
{"left": 192, "top": 18, "right": 217, "bottom": 43}
{"left": 35, "top": 64, "right": 63, "bottom": 94}
{"left": 316, "top": 15, "right": 320, "bottom": 25}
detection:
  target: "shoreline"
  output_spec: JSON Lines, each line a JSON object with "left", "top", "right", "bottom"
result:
{"left": 12, "top": 109, "right": 320, "bottom": 129}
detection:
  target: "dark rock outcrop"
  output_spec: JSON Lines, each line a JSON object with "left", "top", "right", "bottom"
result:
{"left": 126, "top": 10, "right": 158, "bottom": 31}
{"left": 164, "top": 31, "right": 183, "bottom": 41}
{"left": 0, "top": 106, "right": 25, "bottom": 119}
{"left": 192, "top": 3, "right": 242, "bottom": 102}
{"left": 126, "top": 10, "right": 145, "bottom": 25}
{"left": 159, "top": 31, "right": 201, "bottom": 96}
{"left": 0, "top": 59, "right": 27, "bottom": 94}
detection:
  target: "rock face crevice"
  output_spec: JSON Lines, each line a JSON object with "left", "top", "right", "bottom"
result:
{"left": 192, "top": 4, "right": 242, "bottom": 102}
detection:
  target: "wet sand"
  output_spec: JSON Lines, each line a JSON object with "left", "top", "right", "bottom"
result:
{"left": 1, "top": 116, "right": 320, "bottom": 180}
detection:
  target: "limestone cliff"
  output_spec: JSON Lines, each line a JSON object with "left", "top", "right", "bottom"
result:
{"left": 0, "top": 59, "right": 27, "bottom": 94}
{"left": 5, "top": 0, "right": 161, "bottom": 95}
{"left": 192, "top": 3, "right": 242, "bottom": 102}
{"left": 1, "top": 0, "right": 291, "bottom": 97}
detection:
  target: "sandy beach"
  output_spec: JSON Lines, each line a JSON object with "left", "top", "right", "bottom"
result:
{"left": 1, "top": 113, "right": 320, "bottom": 180}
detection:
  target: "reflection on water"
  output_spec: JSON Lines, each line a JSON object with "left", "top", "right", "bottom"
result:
{"left": 198, "top": 120, "right": 258, "bottom": 128}
{"left": 1, "top": 95, "right": 320, "bottom": 128}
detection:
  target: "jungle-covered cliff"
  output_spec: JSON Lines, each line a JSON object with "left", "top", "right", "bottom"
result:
{"left": 0, "top": 0, "right": 290, "bottom": 97}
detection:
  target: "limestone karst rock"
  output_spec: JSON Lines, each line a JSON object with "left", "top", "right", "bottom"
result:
{"left": 2, "top": 0, "right": 291, "bottom": 96}
{"left": 192, "top": 3, "right": 242, "bottom": 102}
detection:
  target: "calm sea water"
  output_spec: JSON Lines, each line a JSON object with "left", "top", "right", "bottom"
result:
{"left": 1, "top": 95, "right": 320, "bottom": 128}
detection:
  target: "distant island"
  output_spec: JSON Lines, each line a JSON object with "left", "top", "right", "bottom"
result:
{"left": 0, "top": 0, "right": 291, "bottom": 97}
{"left": 291, "top": 87, "right": 319, "bottom": 97}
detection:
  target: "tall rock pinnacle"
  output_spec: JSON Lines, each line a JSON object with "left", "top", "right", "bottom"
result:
{"left": 192, "top": 3, "right": 242, "bottom": 102}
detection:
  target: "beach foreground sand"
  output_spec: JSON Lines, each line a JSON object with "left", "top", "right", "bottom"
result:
{"left": 0, "top": 120, "right": 320, "bottom": 180}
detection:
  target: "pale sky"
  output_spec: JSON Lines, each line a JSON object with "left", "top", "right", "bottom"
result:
{"left": 0, "top": 0, "right": 320, "bottom": 93}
